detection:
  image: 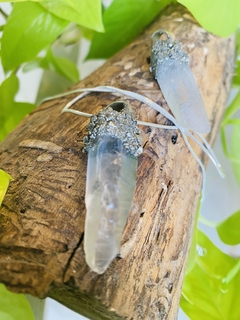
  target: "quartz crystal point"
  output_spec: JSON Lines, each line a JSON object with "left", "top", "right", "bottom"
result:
{"left": 150, "top": 30, "right": 211, "bottom": 134}
{"left": 83, "top": 102, "right": 142, "bottom": 274}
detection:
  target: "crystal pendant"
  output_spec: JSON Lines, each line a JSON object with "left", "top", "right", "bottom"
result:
{"left": 83, "top": 101, "right": 142, "bottom": 274}
{"left": 150, "top": 30, "right": 210, "bottom": 134}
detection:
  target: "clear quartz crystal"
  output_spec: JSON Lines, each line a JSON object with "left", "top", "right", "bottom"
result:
{"left": 84, "top": 135, "right": 138, "bottom": 274}
{"left": 156, "top": 59, "right": 211, "bottom": 133}
{"left": 150, "top": 30, "right": 211, "bottom": 134}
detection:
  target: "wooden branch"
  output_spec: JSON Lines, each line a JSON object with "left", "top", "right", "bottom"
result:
{"left": 0, "top": 4, "right": 235, "bottom": 320}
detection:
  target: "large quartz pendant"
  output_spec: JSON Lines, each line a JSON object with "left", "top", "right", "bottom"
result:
{"left": 83, "top": 102, "right": 142, "bottom": 274}
{"left": 150, "top": 30, "right": 210, "bottom": 134}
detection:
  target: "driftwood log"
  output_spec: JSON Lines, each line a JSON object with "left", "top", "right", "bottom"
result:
{"left": 0, "top": 4, "right": 235, "bottom": 320}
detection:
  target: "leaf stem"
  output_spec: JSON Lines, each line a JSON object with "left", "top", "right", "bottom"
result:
{"left": 222, "top": 258, "right": 240, "bottom": 284}
{"left": 199, "top": 214, "right": 217, "bottom": 228}
{"left": 0, "top": 7, "right": 8, "bottom": 19}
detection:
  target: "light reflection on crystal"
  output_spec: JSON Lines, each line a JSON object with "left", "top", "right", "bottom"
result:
{"left": 156, "top": 59, "right": 210, "bottom": 133}
{"left": 84, "top": 135, "right": 138, "bottom": 274}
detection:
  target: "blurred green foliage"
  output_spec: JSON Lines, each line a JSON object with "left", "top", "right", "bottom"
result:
{"left": 216, "top": 210, "right": 240, "bottom": 245}
{"left": 87, "top": 0, "right": 172, "bottom": 59}
{"left": 0, "top": 169, "right": 12, "bottom": 205}
{"left": 221, "top": 28, "right": 240, "bottom": 185}
{"left": 0, "top": 284, "right": 34, "bottom": 320}
{"left": 181, "top": 231, "right": 240, "bottom": 319}
{"left": 1, "top": 2, "right": 69, "bottom": 71}
{"left": 0, "top": 74, "right": 35, "bottom": 141}
{"left": 178, "top": 0, "right": 240, "bottom": 37}
{"left": 0, "top": 1, "right": 240, "bottom": 319}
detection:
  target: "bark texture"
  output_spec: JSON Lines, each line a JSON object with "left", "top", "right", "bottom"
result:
{"left": 0, "top": 4, "right": 235, "bottom": 320}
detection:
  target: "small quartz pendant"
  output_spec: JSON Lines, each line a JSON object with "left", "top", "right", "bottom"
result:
{"left": 83, "top": 101, "right": 142, "bottom": 274}
{"left": 150, "top": 30, "right": 210, "bottom": 134}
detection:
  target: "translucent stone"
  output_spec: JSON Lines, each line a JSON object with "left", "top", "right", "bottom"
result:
{"left": 84, "top": 135, "right": 138, "bottom": 274}
{"left": 156, "top": 59, "right": 211, "bottom": 134}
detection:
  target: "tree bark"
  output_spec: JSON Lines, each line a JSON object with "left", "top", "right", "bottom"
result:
{"left": 0, "top": 4, "right": 235, "bottom": 320}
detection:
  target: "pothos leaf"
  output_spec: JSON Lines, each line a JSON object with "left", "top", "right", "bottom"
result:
{"left": 51, "top": 55, "right": 79, "bottom": 83}
{"left": 181, "top": 264, "right": 224, "bottom": 320}
{"left": 220, "top": 90, "right": 240, "bottom": 184}
{"left": 0, "top": 169, "right": 13, "bottom": 206}
{"left": 87, "top": 0, "right": 172, "bottom": 59}
{"left": 196, "top": 230, "right": 236, "bottom": 279}
{"left": 22, "top": 58, "right": 49, "bottom": 73}
{"left": 0, "top": 0, "right": 104, "bottom": 32}
{"left": 222, "top": 91, "right": 240, "bottom": 126}
{"left": 0, "top": 74, "right": 35, "bottom": 142}
{"left": 217, "top": 210, "right": 240, "bottom": 245}
{"left": 0, "top": 284, "right": 34, "bottom": 320}
{"left": 23, "top": 48, "right": 79, "bottom": 83}
{"left": 0, "top": 0, "right": 34, "bottom": 1}
{"left": 181, "top": 230, "right": 240, "bottom": 320}
{"left": 0, "top": 73, "right": 18, "bottom": 111}
{"left": 233, "top": 60, "right": 240, "bottom": 86}
{"left": 221, "top": 94, "right": 240, "bottom": 155}
{"left": 1, "top": 2, "right": 69, "bottom": 71}
{"left": 177, "top": 0, "right": 240, "bottom": 37}
{"left": 40, "top": 0, "right": 104, "bottom": 32}
{"left": 181, "top": 262, "right": 240, "bottom": 320}
{"left": 236, "top": 27, "right": 240, "bottom": 56}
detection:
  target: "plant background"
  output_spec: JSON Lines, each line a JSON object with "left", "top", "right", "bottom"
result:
{"left": 0, "top": 0, "right": 240, "bottom": 319}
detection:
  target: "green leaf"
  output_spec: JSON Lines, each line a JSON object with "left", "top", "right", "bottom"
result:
{"left": 181, "top": 231, "right": 240, "bottom": 320}
{"left": 47, "top": 49, "right": 79, "bottom": 83}
{"left": 87, "top": 0, "right": 171, "bottom": 59}
{"left": 4, "top": 102, "right": 35, "bottom": 131}
{"left": 0, "top": 169, "right": 13, "bottom": 206}
{"left": 41, "top": 0, "right": 104, "bottom": 32}
{"left": 1, "top": 2, "right": 69, "bottom": 71}
{"left": 0, "top": 74, "right": 35, "bottom": 142}
{"left": 22, "top": 57, "right": 49, "bottom": 73}
{"left": 236, "top": 27, "right": 240, "bottom": 55}
{"left": 217, "top": 210, "right": 240, "bottom": 245}
{"left": 23, "top": 48, "right": 79, "bottom": 83}
{"left": 0, "top": 284, "right": 34, "bottom": 320}
{"left": 181, "top": 264, "right": 224, "bottom": 320}
{"left": 78, "top": 25, "right": 94, "bottom": 41}
{"left": 222, "top": 90, "right": 240, "bottom": 125}
{"left": 196, "top": 230, "right": 236, "bottom": 279}
{"left": 0, "top": 0, "right": 40, "bottom": 1}
{"left": 0, "top": 311, "right": 13, "bottom": 320}
{"left": 223, "top": 258, "right": 240, "bottom": 285}
{"left": 51, "top": 55, "right": 79, "bottom": 83}
{"left": 233, "top": 61, "right": 240, "bottom": 86}
{"left": 181, "top": 263, "right": 240, "bottom": 320}
{"left": 0, "top": 74, "right": 19, "bottom": 112}
{"left": 177, "top": 0, "right": 240, "bottom": 37}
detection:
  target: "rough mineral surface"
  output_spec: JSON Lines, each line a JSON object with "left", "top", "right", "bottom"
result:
{"left": 83, "top": 103, "right": 142, "bottom": 157}
{"left": 84, "top": 136, "right": 138, "bottom": 274}
{"left": 151, "top": 31, "right": 211, "bottom": 134}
